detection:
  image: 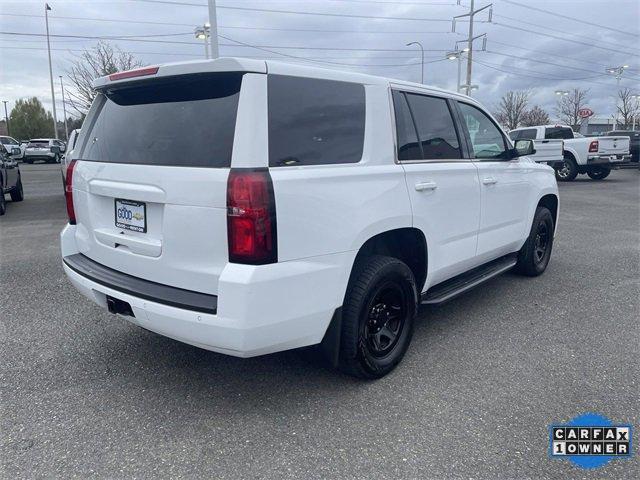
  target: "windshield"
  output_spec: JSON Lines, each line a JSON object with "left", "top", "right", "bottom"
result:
{"left": 80, "top": 72, "right": 243, "bottom": 168}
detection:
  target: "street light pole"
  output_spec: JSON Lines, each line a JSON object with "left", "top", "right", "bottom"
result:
{"left": 59, "top": 76, "right": 69, "bottom": 141}
{"left": 605, "top": 65, "right": 629, "bottom": 129}
{"left": 406, "top": 41, "right": 424, "bottom": 84}
{"left": 207, "top": 0, "right": 219, "bottom": 58}
{"left": 2, "top": 101, "right": 9, "bottom": 136}
{"left": 45, "top": 3, "right": 59, "bottom": 139}
{"left": 465, "top": 0, "right": 474, "bottom": 97}
{"left": 195, "top": 24, "right": 211, "bottom": 59}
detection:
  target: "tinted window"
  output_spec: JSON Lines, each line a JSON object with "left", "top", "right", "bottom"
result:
{"left": 392, "top": 91, "right": 421, "bottom": 161}
{"left": 458, "top": 102, "right": 507, "bottom": 159}
{"left": 405, "top": 93, "right": 461, "bottom": 160}
{"left": 28, "top": 141, "right": 49, "bottom": 147}
{"left": 81, "top": 73, "right": 243, "bottom": 167}
{"left": 268, "top": 75, "right": 365, "bottom": 166}
{"left": 1, "top": 137, "right": 18, "bottom": 146}
{"left": 511, "top": 128, "right": 536, "bottom": 140}
{"left": 545, "top": 127, "right": 574, "bottom": 140}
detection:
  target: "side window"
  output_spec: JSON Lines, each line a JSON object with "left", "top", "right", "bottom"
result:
{"left": 392, "top": 91, "right": 421, "bottom": 161}
{"left": 545, "top": 127, "right": 573, "bottom": 140}
{"left": 268, "top": 75, "right": 365, "bottom": 167}
{"left": 508, "top": 130, "right": 520, "bottom": 141}
{"left": 405, "top": 93, "right": 461, "bottom": 160}
{"left": 517, "top": 129, "right": 537, "bottom": 140}
{"left": 457, "top": 102, "right": 507, "bottom": 159}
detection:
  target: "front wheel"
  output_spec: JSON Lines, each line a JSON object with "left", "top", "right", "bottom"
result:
{"left": 0, "top": 191, "right": 6, "bottom": 216}
{"left": 555, "top": 156, "right": 578, "bottom": 182}
{"left": 515, "top": 206, "right": 554, "bottom": 277}
{"left": 587, "top": 167, "right": 611, "bottom": 180}
{"left": 339, "top": 255, "right": 417, "bottom": 379}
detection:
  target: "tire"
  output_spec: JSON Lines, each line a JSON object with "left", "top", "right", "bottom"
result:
{"left": 587, "top": 167, "right": 611, "bottom": 180}
{"left": 515, "top": 206, "right": 554, "bottom": 277}
{"left": 339, "top": 255, "right": 417, "bottom": 379}
{"left": 0, "top": 189, "right": 6, "bottom": 216}
{"left": 55, "top": 154, "right": 61, "bottom": 164}
{"left": 555, "top": 155, "right": 578, "bottom": 182}
{"left": 10, "top": 176, "right": 24, "bottom": 202}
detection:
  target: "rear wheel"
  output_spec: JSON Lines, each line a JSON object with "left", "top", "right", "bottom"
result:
{"left": 555, "top": 155, "right": 578, "bottom": 182}
{"left": 339, "top": 255, "right": 417, "bottom": 379}
{"left": 10, "top": 176, "right": 24, "bottom": 202}
{"left": 587, "top": 167, "right": 611, "bottom": 180}
{"left": 515, "top": 206, "right": 554, "bottom": 277}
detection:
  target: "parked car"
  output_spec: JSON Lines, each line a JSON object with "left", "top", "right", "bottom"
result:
{"left": 61, "top": 129, "right": 81, "bottom": 189}
{"left": 24, "top": 138, "right": 66, "bottom": 164}
{"left": 0, "top": 143, "right": 24, "bottom": 215}
{"left": 61, "top": 58, "right": 558, "bottom": 378}
{"left": 511, "top": 125, "right": 631, "bottom": 181}
{"left": 508, "top": 128, "right": 564, "bottom": 167}
{"left": 606, "top": 130, "right": 639, "bottom": 163}
{"left": 0, "top": 136, "right": 25, "bottom": 160}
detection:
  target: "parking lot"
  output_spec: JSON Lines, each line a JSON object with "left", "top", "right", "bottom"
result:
{"left": 1, "top": 163, "right": 638, "bottom": 478}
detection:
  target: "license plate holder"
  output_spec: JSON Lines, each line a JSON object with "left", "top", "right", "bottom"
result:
{"left": 114, "top": 199, "right": 147, "bottom": 233}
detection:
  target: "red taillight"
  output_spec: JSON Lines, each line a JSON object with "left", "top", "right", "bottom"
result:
{"left": 108, "top": 66, "right": 159, "bottom": 81}
{"left": 227, "top": 169, "right": 277, "bottom": 265}
{"left": 589, "top": 140, "right": 599, "bottom": 153}
{"left": 65, "top": 160, "right": 77, "bottom": 225}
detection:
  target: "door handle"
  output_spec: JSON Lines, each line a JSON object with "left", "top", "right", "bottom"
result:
{"left": 482, "top": 177, "right": 498, "bottom": 185}
{"left": 415, "top": 181, "right": 437, "bottom": 191}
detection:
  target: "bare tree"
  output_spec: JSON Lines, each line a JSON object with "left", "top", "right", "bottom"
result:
{"left": 521, "top": 105, "right": 550, "bottom": 127}
{"left": 555, "top": 88, "right": 589, "bottom": 131}
{"left": 66, "top": 41, "right": 143, "bottom": 114}
{"left": 616, "top": 88, "right": 640, "bottom": 129}
{"left": 494, "top": 91, "right": 530, "bottom": 130}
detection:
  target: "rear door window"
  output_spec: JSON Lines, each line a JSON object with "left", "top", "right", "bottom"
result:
{"left": 392, "top": 91, "right": 421, "bottom": 161}
{"left": 80, "top": 72, "right": 243, "bottom": 167}
{"left": 545, "top": 127, "right": 574, "bottom": 139}
{"left": 268, "top": 75, "right": 365, "bottom": 167}
{"left": 405, "top": 93, "right": 461, "bottom": 160}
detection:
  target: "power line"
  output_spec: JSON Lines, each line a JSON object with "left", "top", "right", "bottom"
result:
{"left": 125, "top": 0, "right": 470, "bottom": 22}
{"left": 499, "top": 0, "right": 638, "bottom": 38}
{"left": 491, "top": 22, "right": 639, "bottom": 57}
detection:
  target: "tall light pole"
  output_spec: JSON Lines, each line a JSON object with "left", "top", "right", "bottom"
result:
{"left": 59, "top": 76, "right": 69, "bottom": 141}
{"left": 555, "top": 90, "right": 570, "bottom": 96}
{"left": 406, "top": 42, "right": 424, "bottom": 84}
{"left": 446, "top": 51, "right": 464, "bottom": 93}
{"left": 195, "top": 23, "right": 211, "bottom": 59}
{"left": 606, "top": 65, "right": 629, "bottom": 129}
{"left": 2, "top": 101, "right": 9, "bottom": 136}
{"left": 207, "top": 0, "right": 219, "bottom": 58}
{"left": 45, "top": 3, "right": 59, "bottom": 139}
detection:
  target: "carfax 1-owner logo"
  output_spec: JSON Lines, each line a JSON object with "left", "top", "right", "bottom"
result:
{"left": 549, "top": 413, "right": 634, "bottom": 469}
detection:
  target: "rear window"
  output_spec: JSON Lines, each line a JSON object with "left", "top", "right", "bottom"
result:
{"left": 509, "top": 128, "right": 537, "bottom": 141}
{"left": 268, "top": 75, "right": 365, "bottom": 167}
{"left": 28, "top": 141, "right": 49, "bottom": 147}
{"left": 545, "top": 127, "right": 574, "bottom": 140}
{"left": 80, "top": 73, "right": 243, "bottom": 167}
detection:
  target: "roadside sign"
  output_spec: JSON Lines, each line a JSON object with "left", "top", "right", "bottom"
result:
{"left": 578, "top": 108, "right": 594, "bottom": 118}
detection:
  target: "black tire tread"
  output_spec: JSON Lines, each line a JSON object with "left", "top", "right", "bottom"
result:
{"left": 10, "top": 177, "right": 24, "bottom": 202}
{"left": 515, "top": 206, "right": 553, "bottom": 277}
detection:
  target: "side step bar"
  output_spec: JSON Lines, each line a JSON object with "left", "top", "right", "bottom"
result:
{"left": 421, "top": 253, "right": 518, "bottom": 305}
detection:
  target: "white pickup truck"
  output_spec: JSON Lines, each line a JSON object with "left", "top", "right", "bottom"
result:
{"left": 509, "top": 125, "right": 631, "bottom": 181}
{"left": 508, "top": 128, "right": 563, "bottom": 168}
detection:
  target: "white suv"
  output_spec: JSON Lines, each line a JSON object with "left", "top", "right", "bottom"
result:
{"left": 61, "top": 58, "right": 559, "bottom": 378}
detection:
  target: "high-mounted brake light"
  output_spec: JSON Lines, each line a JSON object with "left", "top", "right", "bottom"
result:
{"left": 227, "top": 169, "right": 277, "bottom": 265}
{"left": 65, "top": 159, "right": 78, "bottom": 225}
{"left": 589, "top": 140, "right": 599, "bottom": 153}
{"left": 109, "top": 66, "right": 159, "bottom": 81}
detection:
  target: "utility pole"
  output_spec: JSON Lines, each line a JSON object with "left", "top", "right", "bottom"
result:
{"left": 59, "top": 76, "right": 69, "bottom": 141}
{"left": 453, "top": 1, "right": 492, "bottom": 96}
{"left": 2, "top": 101, "right": 9, "bottom": 136}
{"left": 45, "top": 3, "right": 59, "bottom": 139}
{"left": 207, "top": 0, "right": 219, "bottom": 58}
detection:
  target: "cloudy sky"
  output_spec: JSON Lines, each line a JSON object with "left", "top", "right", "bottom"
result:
{"left": 1, "top": 0, "right": 639, "bottom": 122}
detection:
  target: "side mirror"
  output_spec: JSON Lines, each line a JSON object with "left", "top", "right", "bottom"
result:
{"left": 513, "top": 139, "right": 536, "bottom": 157}
{"left": 11, "top": 147, "right": 21, "bottom": 156}
{"left": 50, "top": 145, "right": 61, "bottom": 154}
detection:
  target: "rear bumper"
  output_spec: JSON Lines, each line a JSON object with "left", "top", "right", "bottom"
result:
{"left": 61, "top": 224, "right": 354, "bottom": 357}
{"left": 586, "top": 154, "right": 632, "bottom": 166}
{"left": 24, "top": 152, "right": 56, "bottom": 161}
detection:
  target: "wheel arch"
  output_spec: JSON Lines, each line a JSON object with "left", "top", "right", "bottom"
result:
{"left": 537, "top": 193, "right": 559, "bottom": 227}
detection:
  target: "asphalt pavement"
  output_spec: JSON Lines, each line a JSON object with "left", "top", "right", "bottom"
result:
{"left": 1, "top": 163, "right": 638, "bottom": 479}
